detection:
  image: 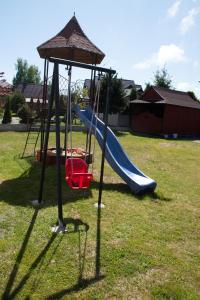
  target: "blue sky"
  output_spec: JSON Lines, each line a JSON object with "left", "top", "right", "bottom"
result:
{"left": 1, "top": 0, "right": 200, "bottom": 96}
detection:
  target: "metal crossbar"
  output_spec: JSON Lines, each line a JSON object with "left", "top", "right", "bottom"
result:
{"left": 49, "top": 57, "right": 116, "bottom": 74}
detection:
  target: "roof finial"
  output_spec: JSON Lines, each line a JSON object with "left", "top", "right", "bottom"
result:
{"left": 73, "top": 12, "right": 75, "bottom": 17}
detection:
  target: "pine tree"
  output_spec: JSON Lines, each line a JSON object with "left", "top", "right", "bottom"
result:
{"left": 99, "top": 74, "right": 127, "bottom": 113}
{"left": 2, "top": 98, "right": 12, "bottom": 124}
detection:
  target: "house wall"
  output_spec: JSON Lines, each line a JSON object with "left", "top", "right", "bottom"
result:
{"left": 131, "top": 104, "right": 163, "bottom": 134}
{"left": 163, "top": 105, "right": 200, "bottom": 135}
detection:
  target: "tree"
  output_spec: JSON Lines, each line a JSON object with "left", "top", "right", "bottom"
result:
{"left": 71, "top": 84, "right": 88, "bottom": 104}
{"left": 17, "top": 103, "right": 33, "bottom": 123}
{"left": 10, "top": 91, "right": 25, "bottom": 113}
{"left": 2, "top": 97, "right": 12, "bottom": 124}
{"left": 26, "top": 65, "right": 41, "bottom": 84}
{"left": 144, "top": 82, "right": 152, "bottom": 92}
{"left": 153, "top": 67, "right": 173, "bottom": 89}
{"left": 130, "top": 87, "right": 137, "bottom": 101}
{"left": 13, "top": 58, "right": 41, "bottom": 86}
{"left": 99, "top": 74, "right": 126, "bottom": 113}
{"left": 187, "top": 91, "right": 199, "bottom": 102}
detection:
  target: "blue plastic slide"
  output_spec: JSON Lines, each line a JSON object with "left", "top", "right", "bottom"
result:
{"left": 75, "top": 106, "right": 156, "bottom": 194}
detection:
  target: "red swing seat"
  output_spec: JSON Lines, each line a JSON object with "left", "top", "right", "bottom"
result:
{"left": 65, "top": 158, "right": 93, "bottom": 189}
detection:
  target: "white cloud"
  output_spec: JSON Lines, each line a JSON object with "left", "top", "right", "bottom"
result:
{"left": 179, "top": 7, "right": 200, "bottom": 34}
{"left": 176, "top": 81, "right": 200, "bottom": 97}
{"left": 167, "top": 0, "right": 181, "bottom": 18}
{"left": 133, "top": 44, "right": 186, "bottom": 70}
{"left": 193, "top": 60, "right": 200, "bottom": 68}
{"left": 176, "top": 82, "right": 192, "bottom": 91}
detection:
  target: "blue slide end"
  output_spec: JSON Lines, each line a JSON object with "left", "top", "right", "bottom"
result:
{"left": 75, "top": 106, "right": 157, "bottom": 194}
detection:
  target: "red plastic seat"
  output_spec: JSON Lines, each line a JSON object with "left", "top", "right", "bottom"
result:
{"left": 65, "top": 158, "right": 93, "bottom": 189}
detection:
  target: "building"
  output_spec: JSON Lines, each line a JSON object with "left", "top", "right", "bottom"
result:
{"left": 0, "top": 80, "right": 13, "bottom": 107}
{"left": 84, "top": 78, "right": 142, "bottom": 99}
{"left": 131, "top": 86, "right": 200, "bottom": 136}
{"left": 15, "top": 83, "right": 45, "bottom": 111}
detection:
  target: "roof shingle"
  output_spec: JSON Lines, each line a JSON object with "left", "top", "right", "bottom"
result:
{"left": 144, "top": 86, "right": 200, "bottom": 110}
{"left": 37, "top": 16, "right": 105, "bottom": 64}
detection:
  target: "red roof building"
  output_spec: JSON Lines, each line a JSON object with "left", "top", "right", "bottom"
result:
{"left": 0, "top": 80, "right": 13, "bottom": 107}
{"left": 131, "top": 86, "right": 200, "bottom": 136}
{"left": 0, "top": 80, "right": 13, "bottom": 97}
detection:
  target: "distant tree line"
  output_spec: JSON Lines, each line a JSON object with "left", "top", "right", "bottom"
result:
{"left": 2, "top": 62, "right": 199, "bottom": 124}
{"left": 2, "top": 58, "right": 41, "bottom": 124}
{"left": 13, "top": 58, "right": 41, "bottom": 86}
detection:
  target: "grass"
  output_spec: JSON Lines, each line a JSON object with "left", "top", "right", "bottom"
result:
{"left": 0, "top": 131, "right": 200, "bottom": 299}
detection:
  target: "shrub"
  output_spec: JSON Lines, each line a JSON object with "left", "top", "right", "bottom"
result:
{"left": 17, "top": 103, "right": 33, "bottom": 124}
{"left": 10, "top": 91, "right": 25, "bottom": 113}
{"left": 2, "top": 98, "right": 12, "bottom": 124}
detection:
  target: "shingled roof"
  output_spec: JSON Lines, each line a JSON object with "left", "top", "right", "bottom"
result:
{"left": 142, "top": 86, "right": 200, "bottom": 110}
{"left": 15, "top": 84, "right": 44, "bottom": 99}
{"left": 37, "top": 16, "right": 105, "bottom": 64}
{"left": 84, "top": 78, "right": 141, "bottom": 91}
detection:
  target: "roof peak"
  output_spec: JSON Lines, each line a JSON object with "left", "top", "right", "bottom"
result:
{"left": 152, "top": 85, "right": 188, "bottom": 95}
{"left": 37, "top": 16, "right": 105, "bottom": 64}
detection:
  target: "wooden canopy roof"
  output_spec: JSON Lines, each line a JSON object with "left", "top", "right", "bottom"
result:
{"left": 37, "top": 16, "right": 105, "bottom": 64}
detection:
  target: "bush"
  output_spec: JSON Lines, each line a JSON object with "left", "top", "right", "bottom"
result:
{"left": 17, "top": 103, "right": 33, "bottom": 124}
{"left": 10, "top": 91, "right": 25, "bottom": 113}
{"left": 2, "top": 98, "right": 12, "bottom": 124}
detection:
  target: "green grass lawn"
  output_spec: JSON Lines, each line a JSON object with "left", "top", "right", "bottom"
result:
{"left": 0, "top": 131, "right": 200, "bottom": 299}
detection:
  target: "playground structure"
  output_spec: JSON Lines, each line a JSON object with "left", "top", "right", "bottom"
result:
{"left": 32, "top": 15, "right": 156, "bottom": 231}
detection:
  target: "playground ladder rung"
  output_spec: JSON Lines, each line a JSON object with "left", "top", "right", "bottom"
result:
{"left": 21, "top": 119, "right": 41, "bottom": 159}
{"left": 27, "top": 139, "right": 38, "bottom": 142}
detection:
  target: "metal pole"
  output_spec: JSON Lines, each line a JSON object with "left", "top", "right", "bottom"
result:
{"left": 97, "top": 73, "right": 111, "bottom": 206}
{"left": 85, "top": 68, "right": 94, "bottom": 154}
{"left": 64, "top": 66, "right": 72, "bottom": 159}
{"left": 54, "top": 63, "right": 65, "bottom": 228}
{"left": 95, "top": 205, "right": 101, "bottom": 277}
{"left": 41, "top": 60, "right": 49, "bottom": 156}
{"left": 44, "top": 60, "right": 49, "bottom": 107}
{"left": 38, "top": 64, "right": 56, "bottom": 204}
{"left": 40, "top": 59, "right": 47, "bottom": 154}
{"left": 88, "top": 68, "right": 96, "bottom": 156}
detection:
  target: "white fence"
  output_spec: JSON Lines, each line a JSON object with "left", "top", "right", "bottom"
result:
{"left": 98, "top": 113, "right": 129, "bottom": 127}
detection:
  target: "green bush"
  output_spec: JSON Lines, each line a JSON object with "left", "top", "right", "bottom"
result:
{"left": 17, "top": 103, "right": 33, "bottom": 124}
{"left": 10, "top": 91, "right": 25, "bottom": 113}
{"left": 2, "top": 98, "right": 12, "bottom": 124}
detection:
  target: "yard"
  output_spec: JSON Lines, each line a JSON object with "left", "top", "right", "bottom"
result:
{"left": 0, "top": 131, "right": 200, "bottom": 299}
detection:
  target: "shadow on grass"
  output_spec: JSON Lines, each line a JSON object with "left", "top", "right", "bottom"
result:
{"left": 2, "top": 208, "right": 40, "bottom": 299}
{"left": 0, "top": 161, "right": 171, "bottom": 208}
{"left": 130, "top": 130, "right": 200, "bottom": 141}
{"left": 2, "top": 216, "right": 95, "bottom": 300}
{"left": 0, "top": 156, "right": 92, "bottom": 207}
{"left": 137, "top": 191, "right": 172, "bottom": 202}
{"left": 46, "top": 275, "right": 105, "bottom": 300}
{"left": 92, "top": 181, "right": 172, "bottom": 201}
{"left": 112, "top": 130, "right": 129, "bottom": 137}
{"left": 1, "top": 154, "right": 171, "bottom": 208}
{"left": 46, "top": 206, "right": 104, "bottom": 299}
